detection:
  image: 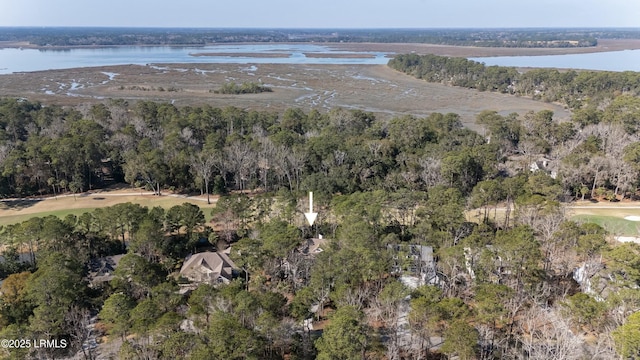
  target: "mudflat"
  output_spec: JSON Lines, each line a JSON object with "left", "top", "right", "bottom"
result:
{"left": 0, "top": 62, "right": 570, "bottom": 129}
{"left": 4, "top": 40, "right": 633, "bottom": 125}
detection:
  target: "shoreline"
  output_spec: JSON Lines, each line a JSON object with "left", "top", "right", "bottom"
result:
{"left": 190, "top": 52, "right": 291, "bottom": 58}
{"left": 325, "top": 39, "right": 640, "bottom": 57}
{"left": 2, "top": 39, "right": 640, "bottom": 57}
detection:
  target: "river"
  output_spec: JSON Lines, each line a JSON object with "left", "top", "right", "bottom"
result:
{"left": 1, "top": 44, "right": 639, "bottom": 74}
{"left": 0, "top": 44, "right": 390, "bottom": 74}
{"left": 470, "top": 49, "right": 640, "bottom": 72}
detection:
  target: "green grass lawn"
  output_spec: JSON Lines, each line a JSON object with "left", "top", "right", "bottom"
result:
{"left": 0, "top": 208, "right": 96, "bottom": 227}
{"left": 571, "top": 214, "right": 640, "bottom": 236}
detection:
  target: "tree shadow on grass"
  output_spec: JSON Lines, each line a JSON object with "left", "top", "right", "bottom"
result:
{"left": 97, "top": 182, "right": 136, "bottom": 192}
{"left": 0, "top": 199, "right": 42, "bottom": 211}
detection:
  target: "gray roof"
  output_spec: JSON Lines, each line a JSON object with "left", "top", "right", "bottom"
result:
{"left": 180, "top": 251, "right": 237, "bottom": 284}
{"left": 88, "top": 254, "right": 125, "bottom": 284}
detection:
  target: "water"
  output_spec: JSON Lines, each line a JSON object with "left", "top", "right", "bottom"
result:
{"left": 0, "top": 44, "right": 391, "bottom": 74}
{"left": 470, "top": 49, "right": 640, "bottom": 72}
{"left": 2, "top": 44, "right": 639, "bottom": 74}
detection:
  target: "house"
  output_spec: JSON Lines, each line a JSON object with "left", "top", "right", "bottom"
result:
{"left": 87, "top": 254, "right": 125, "bottom": 287}
{"left": 388, "top": 244, "right": 437, "bottom": 285}
{"left": 179, "top": 251, "right": 239, "bottom": 285}
{"left": 529, "top": 157, "right": 557, "bottom": 178}
{"left": 529, "top": 157, "right": 550, "bottom": 172}
{"left": 300, "top": 237, "right": 327, "bottom": 256}
{"left": 280, "top": 237, "right": 327, "bottom": 280}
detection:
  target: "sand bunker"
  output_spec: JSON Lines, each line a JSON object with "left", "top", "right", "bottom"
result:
{"left": 624, "top": 216, "right": 640, "bottom": 221}
{"left": 615, "top": 236, "right": 640, "bottom": 244}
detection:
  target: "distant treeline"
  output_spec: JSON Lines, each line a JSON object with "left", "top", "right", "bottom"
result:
{"left": 351, "top": 28, "right": 598, "bottom": 47}
{"left": 388, "top": 53, "right": 640, "bottom": 109}
{"left": 3, "top": 27, "right": 636, "bottom": 47}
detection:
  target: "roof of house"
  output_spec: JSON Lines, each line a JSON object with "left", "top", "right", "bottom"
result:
{"left": 302, "top": 237, "right": 327, "bottom": 255}
{"left": 88, "top": 254, "right": 125, "bottom": 284}
{"left": 180, "top": 251, "right": 237, "bottom": 283}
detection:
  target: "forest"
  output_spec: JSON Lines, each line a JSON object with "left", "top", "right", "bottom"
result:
{"left": 0, "top": 27, "right": 622, "bottom": 47}
{"left": 1, "top": 71, "right": 640, "bottom": 359}
{"left": 389, "top": 53, "right": 640, "bottom": 109}
{"left": 213, "top": 82, "right": 273, "bottom": 95}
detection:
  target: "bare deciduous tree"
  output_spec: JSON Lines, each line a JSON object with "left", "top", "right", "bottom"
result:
{"left": 65, "top": 305, "right": 94, "bottom": 360}
{"left": 517, "top": 305, "right": 584, "bottom": 360}
{"left": 224, "top": 141, "right": 255, "bottom": 191}
{"left": 419, "top": 156, "right": 442, "bottom": 189}
{"left": 190, "top": 151, "right": 216, "bottom": 204}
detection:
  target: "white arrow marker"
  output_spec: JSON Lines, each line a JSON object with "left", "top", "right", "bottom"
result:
{"left": 304, "top": 191, "right": 318, "bottom": 226}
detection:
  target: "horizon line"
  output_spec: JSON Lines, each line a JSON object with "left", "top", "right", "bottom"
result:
{"left": 2, "top": 26, "right": 640, "bottom": 30}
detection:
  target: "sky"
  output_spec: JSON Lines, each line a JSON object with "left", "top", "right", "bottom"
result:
{"left": 0, "top": 0, "right": 638, "bottom": 28}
